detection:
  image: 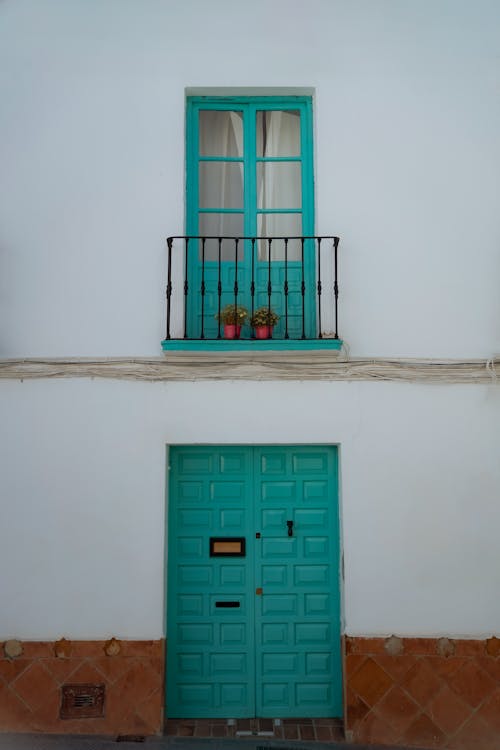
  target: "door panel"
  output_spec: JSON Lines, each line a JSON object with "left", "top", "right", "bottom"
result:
{"left": 255, "top": 446, "right": 341, "bottom": 717}
{"left": 168, "top": 447, "right": 255, "bottom": 717}
{"left": 167, "top": 445, "right": 341, "bottom": 719}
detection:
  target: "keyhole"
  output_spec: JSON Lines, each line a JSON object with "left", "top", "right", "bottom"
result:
{"left": 287, "top": 520, "right": 294, "bottom": 537}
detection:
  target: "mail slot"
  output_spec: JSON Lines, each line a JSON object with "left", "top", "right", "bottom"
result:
{"left": 210, "top": 537, "right": 246, "bottom": 557}
{"left": 215, "top": 601, "right": 240, "bottom": 608}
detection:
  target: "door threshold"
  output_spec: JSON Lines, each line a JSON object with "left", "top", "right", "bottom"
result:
{"left": 165, "top": 717, "right": 344, "bottom": 742}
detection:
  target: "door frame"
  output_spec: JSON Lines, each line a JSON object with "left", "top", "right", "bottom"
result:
{"left": 164, "top": 443, "right": 344, "bottom": 719}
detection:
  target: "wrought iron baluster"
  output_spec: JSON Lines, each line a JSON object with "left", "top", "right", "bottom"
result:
{"left": 333, "top": 236, "right": 339, "bottom": 339}
{"left": 217, "top": 237, "right": 222, "bottom": 339}
{"left": 267, "top": 238, "right": 273, "bottom": 338}
{"left": 233, "top": 239, "right": 240, "bottom": 302}
{"left": 284, "top": 238, "right": 289, "bottom": 339}
{"left": 251, "top": 238, "right": 256, "bottom": 338}
{"left": 200, "top": 237, "right": 206, "bottom": 339}
{"left": 166, "top": 237, "right": 173, "bottom": 340}
{"left": 301, "top": 237, "right": 306, "bottom": 339}
{"left": 183, "top": 238, "right": 189, "bottom": 339}
{"left": 233, "top": 238, "right": 239, "bottom": 333}
{"left": 317, "top": 237, "right": 322, "bottom": 339}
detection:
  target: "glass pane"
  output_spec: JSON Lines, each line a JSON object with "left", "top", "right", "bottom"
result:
{"left": 257, "top": 214, "right": 302, "bottom": 261}
{"left": 257, "top": 162, "right": 301, "bottom": 209}
{"left": 256, "top": 110, "right": 300, "bottom": 157}
{"left": 198, "top": 213, "right": 244, "bottom": 262}
{"left": 199, "top": 162, "right": 243, "bottom": 209}
{"left": 199, "top": 110, "right": 243, "bottom": 157}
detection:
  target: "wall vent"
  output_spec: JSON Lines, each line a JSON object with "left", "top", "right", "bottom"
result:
{"left": 60, "top": 683, "right": 105, "bottom": 719}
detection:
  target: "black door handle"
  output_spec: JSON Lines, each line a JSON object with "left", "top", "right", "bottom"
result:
{"left": 287, "top": 520, "right": 294, "bottom": 537}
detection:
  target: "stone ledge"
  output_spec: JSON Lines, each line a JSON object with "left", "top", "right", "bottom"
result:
{"left": 0, "top": 355, "right": 498, "bottom": 383}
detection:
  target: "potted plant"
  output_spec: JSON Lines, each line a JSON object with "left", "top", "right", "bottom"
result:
{"left": 250, "top": 307, "right": 280, "bottom": 339}
{"left": 215, "top": 304, "right": 248, "bottom": 339}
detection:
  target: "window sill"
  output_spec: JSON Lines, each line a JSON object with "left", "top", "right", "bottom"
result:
{"left": 161, "top": 338, "right": 343, "bottom": 353}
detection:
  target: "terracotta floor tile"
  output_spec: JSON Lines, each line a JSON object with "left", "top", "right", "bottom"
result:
{"left": 64, "top": 661, "right": 106, "bottom": 685}
{"left": 349, "top": 656, "right": 393, "bottom": 707}
{"left": 446, "top": 660, "right": 496, "bottom": 708}
{"left": 43, "top": 657, "right": 82, "bottom": 686}
{"left": 113, "top": 661, "right": 160, "bottom": 703}
{"left": 403, "top": 638, "right": 438, "bottom": 656}
{"left": 346, "top": 654, "right": 366, "bottom": 677}
{"left": 177, "top": 725, "right": 194, "bottom": 736}
{"left": 399, "top": 712, "right": 446, "bottom": 748}
{"left": 0, "top": 683, "right": 30, "bottom": 731}
{"left": 331, "top": 726, "right": 344, "bottom": 741}
{"left": 374, "top": 654, "right": 417, "bottom": 683}
{"left": 21, "top": 642, "right": 53, "bottom": 659}
{"left": 476, "top": 687, "right": 500, "bottom": 732}
{"left": 211, "top": 725, "right": 226, "bottom": 737}
{"left": 11, "top": 662, "right": 58, "bottom": 712}
{"left": 258, "top": 718, "right": 273, "bottom": 730}
{"left": 356, "top": 710, "right": 398, "bottom": 745}
{"left": 346, "top": 685, "right": 370, "bottom": 728}
{"left": 165, "top": 719, "right": 180, "bottom": 734}
{"left": 29, "top": 686, "right": 61, "bottom": 731}
{"left": 453, "top": 639, "right": 486, "bottom": 658}
{"left": 284, "top": 724, "right": 299, "bottom": 739}
{"left": 373, "top": 685, "right": 420, "bottom": 735}
{"left": 135, "top": 688, "right": 162, "bottom": 733}
{"left": 401, "top": 659, "right": 444, "bottom": 708}
{"left": 120, "top": 641, "right": 161, "bottom": 658}
{"left": 93, "top": 656, "right": 130, "bottom": 684}
{"left": 194, "top": 725, "right": 209, "bottom": 736}
{"left": 477, "top": 656, "right": 500, "bottom": 683}
{"left": 0, "top": 659, "right": 31, "bottom": 685}
{"left": 355, "top": 637, "right": 386, "bottom": 655}
{"left": 447, "top": 713, "right": 497, "bottom": 750}
{"left": 426, "top": 656, "right": 467, "bottom": 680}
{"left": 299, "top": 724, "right": 315, "bottom": 739}
{"left": 71, "top": 642, "right": 104, "bottom": 658}
{"left": 314, "top": 725, "right": 334, "bottom": 741}
{"left": 427, "top": 684, "right": 470, "bottom": 736}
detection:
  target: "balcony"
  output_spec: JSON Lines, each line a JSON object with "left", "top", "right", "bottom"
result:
{"left": 161, "top": 235, "right": 342, "bottom": 351}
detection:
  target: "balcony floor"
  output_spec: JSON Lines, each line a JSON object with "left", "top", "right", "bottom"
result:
{"left": 161, "top": 338, "right": 343, "bottom": 352}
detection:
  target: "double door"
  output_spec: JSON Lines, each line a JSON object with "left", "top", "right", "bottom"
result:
{"left": 167, "top": 445, "right": 342, "bottom": 718}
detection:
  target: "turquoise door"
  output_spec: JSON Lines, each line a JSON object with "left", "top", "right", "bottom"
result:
{"left": 186, "top": 97, "right": 316, "bottom": 339}
{"left": 167, "top": 445, "right": 342, "bottom": 719}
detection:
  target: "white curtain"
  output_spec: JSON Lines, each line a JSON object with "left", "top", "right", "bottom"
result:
{"left": 257, "top": 110, "right": 302, "bottom": 260}
{"left": 198, "top": 109, "right": 302, "bottom": 260}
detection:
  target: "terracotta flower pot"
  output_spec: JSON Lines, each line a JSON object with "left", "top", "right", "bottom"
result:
{"left": 254, "top": 325, "right": 272, "bottom": 339}
{"left": 224, "top": 324, "right": 241, "bottom": 339}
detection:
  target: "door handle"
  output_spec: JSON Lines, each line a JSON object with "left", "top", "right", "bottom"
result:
{"left": 287, "top": 520, "right": 294, "bottom": 537}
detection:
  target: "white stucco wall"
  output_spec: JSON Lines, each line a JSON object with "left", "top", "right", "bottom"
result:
{"left": 1, "top": 377, "right": 499, "bottom": 639}
{"left": 1, "top": 1, "right": 500, "bottom": 640}
{"left": 1, "top": 0, "right": 499, "bottom": 358}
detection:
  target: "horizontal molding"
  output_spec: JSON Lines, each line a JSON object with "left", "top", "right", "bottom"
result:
{"left": 0, "top": 355, "right": 498, "bottom": 383}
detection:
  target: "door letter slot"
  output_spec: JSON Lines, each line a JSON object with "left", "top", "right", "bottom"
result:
{"left": 215, "top": 601, "right": 240, "bottom": 608}
{"left": 210, "top": 537, "right": 246, "bottom": 557}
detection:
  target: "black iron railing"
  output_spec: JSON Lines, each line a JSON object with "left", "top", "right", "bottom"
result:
{"left": 165, "top": 235, "right": 340, "bottom": 341}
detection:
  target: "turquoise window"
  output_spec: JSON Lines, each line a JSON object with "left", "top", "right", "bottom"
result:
{"left": 186, "top": 96, "right": 316, "bottom": 340}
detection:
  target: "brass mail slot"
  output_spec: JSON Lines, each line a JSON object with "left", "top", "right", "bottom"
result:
{"left": 210, "top": 537, "right": 246, "bottom": 557}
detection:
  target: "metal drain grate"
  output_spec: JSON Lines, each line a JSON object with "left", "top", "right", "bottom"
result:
{"left": 60, "top": 683, "right": 105, "bottom": 719}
